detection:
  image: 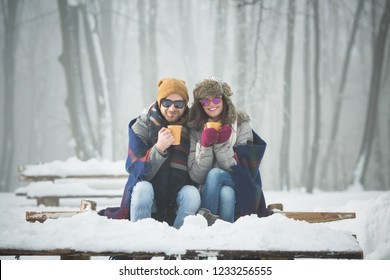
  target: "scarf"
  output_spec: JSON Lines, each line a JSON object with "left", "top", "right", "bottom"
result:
{"left": 147, "top": 103, "right": 192, "bottom": 225}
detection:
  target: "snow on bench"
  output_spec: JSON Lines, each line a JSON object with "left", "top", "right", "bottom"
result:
{"left": 0, "top": 209, "right": 364, "bottom": 260}
{"left": 15, "top": 158, "right": 127, "bottom": 206}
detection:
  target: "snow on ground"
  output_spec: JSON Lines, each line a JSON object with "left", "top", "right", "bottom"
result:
{"left": 1, "top": 157, "right": 389, "bottom": 260}
{"left": 0, "top": 189, "right": 389, "bottom": 260}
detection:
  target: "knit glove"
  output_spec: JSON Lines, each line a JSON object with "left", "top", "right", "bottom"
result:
{"left": 217, "top": 125, "right": 232, "bottom": 143}
{"left": 201, "top": 128, "right": 219, "bottom": 147}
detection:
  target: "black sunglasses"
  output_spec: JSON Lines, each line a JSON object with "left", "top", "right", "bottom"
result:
{"left": 161, "top": 98, "right": 186, "bottom": 109}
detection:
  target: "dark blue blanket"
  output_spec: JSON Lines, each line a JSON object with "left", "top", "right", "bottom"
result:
{"left": 230, "top": 131, "right": 273, "bottom": 219}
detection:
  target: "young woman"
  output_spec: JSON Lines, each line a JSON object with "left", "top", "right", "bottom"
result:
{"left": 187, "top": 78, "right": 271, "bottom": 225}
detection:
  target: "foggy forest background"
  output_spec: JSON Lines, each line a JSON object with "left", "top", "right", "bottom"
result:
{"left": 1, "top": 0, "right": 389, "bottom": 193}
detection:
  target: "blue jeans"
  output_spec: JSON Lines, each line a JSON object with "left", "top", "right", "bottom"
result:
{"left": 130, "top": 181, "right": 200, "bottom": 229}
{"left": 201, "top": 168, "right": 235, "bottom": 222}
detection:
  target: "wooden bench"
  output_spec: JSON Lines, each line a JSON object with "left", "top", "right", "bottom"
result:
{"left": 0, "top": 248, "right": 363, "bottom": 260}
{"left": 2, "top": 200, "right": 361, "bottom": 260}
{"left": 15, "top": 159, "right": 128, "bottom": 206}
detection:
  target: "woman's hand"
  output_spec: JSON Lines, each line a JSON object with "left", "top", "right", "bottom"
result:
{"left": 217, "top": 125, "right": 232, "bottom": 143}
{"left": 201, "top": 128, "right": 219, "bottom": 147}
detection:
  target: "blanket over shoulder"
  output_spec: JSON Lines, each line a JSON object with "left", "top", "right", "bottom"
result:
{"left": 98, "top": 118, "right": 151, "bottom": 219}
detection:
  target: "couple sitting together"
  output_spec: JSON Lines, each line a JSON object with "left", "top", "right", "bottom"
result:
{"left": 98, "top": 77, "right": 272, "bottom": 228}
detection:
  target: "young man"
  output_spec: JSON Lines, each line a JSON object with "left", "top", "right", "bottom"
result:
{"left": 99, "top": 78, "right": 200, "bottom": 229}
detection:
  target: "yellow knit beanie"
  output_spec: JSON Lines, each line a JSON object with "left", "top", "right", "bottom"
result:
{"left": 157, "top": 78, "right": 189, "bottom": 107}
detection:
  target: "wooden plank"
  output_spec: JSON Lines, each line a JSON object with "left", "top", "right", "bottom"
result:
{"left": 36, "top": 197, "right": 59, "bottom": 207}
{"left": 279, "top": 211, "right": 356, "bottom": 223}
{"left": 19, "top": 174, "right": 127, "bottom": 182}
{"left": 26, "top": 210, "right": 83, "bottom": 223}
{"left": 267, "top": 204, "right": 356, "bottom": 223}
{"left": 26, "top": 208, "right": 356, "bottom": 224}
{"left": 185, "top": 249, "right": 363, "bottom": 260}
{"left": 26, "top": 199, "right": 96, "bottom": 223}
{"left": 29, "top": 194, "right": 122, "bottom": 207}
{"left": 0, "top": 248, "right": 364, "bottom": 260}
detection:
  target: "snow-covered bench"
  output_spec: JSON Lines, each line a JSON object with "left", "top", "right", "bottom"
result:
{"left": 0, "top": 206, "right": 364, "bottom": 260}
{"left": 1, "top": 197, "right": 364, "bottom": 260}
{"left": 15, "top": 158, "right": 127, "bottom": 206}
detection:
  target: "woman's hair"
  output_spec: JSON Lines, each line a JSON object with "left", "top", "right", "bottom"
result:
{"left": 188, "top": 78, "right": 237, "bottom": 130}
{"left": 189, "top": 96, "right": 230, "bottom": 131}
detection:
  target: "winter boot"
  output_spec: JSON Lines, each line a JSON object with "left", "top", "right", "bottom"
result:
{"left": 197, "top": 208, "right": 220, "bottom": 226}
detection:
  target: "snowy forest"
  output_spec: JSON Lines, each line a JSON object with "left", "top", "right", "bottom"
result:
{"left": 1, "top": 0, "right": 389, "bottom": 193}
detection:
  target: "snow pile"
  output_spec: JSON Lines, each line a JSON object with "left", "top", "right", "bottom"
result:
{"left": 0, "top": 208, "right": 361, "bottom": 255}
{"left": 20, "top": 157, "right": 127, "bottom": 177}
{"left": 16, "top": 179, "right": 126, "bottom": 197}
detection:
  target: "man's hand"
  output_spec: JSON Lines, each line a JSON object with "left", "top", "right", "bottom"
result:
{"left": 155, "top": 127, "right": 174, "bottom": 152}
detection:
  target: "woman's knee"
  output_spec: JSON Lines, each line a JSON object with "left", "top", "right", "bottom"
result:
{"left": 206, "top": 168, "right": 225, "bottom": 180}
{"left": 220, "top": 186, "right": 235, "bottom": 202}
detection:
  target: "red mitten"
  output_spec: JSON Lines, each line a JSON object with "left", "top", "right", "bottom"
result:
{"left": 217, "top": 125, "right": 232, "bottom": 143}
{"left": 201, "top": 128, "right": 219, "bottom": 147}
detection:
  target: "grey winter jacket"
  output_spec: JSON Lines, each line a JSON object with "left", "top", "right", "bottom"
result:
{"left": 188, "top": 113, "right": 253, "bottom": 185}
{"left": 132, "top": 113, "right": 169, "bottom": 180}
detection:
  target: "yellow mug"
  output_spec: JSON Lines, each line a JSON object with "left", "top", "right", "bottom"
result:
{"left": 206, "top": 122, "right": 221, "bottom": 131}
{"left": 167, "top": 125, "right": 182, "bottom": 145}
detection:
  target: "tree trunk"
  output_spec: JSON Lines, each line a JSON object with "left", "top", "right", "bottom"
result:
{"left": 250, "top": 0, "right": 263, "bottom": 90}
{"left": 148, "top": 0, "right": 158, "bottom": 96}
{"left": 319, "top": 0, "right": 364, "bottom": 189}
{"left": 300, "top": 0, "right": 312, "bottom": 187}
{"left": 137, "top": 0, "right": 157, "bottom": 108}
{"left": 81, "top": 2, "right": 113, "bottom": 160}
{"left": 235, "top": 0, "right": 247, "bottom": 108}
{"left": 0, "top": 0, "right": 20, "bottom": 191}
{"left": 280, "top": 0, "right": 295, "bottom": 190}
{"left": 100, "top": 0, "right": 118, "bottom": 159}
{"left": 351, "top": 0, "right": 390, "bottom": 188}
{"left": 179, "top": 1, "right": 198, "bottom": 87}
{"left": 57, "top": 0, "right": 98, "bottom": 160}
{"left": 305, "top": 0, "right": 321, "bottom": 193}
{"left": 213, "top": 0, "right": 228, "bottom": 78}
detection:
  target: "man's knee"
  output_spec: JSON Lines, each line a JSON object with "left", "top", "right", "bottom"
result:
{"left": 131, "top": 181, "right": 154, "bottom": 204}
{"left": 177, "top": 185, "right": 201, "bottom": 211}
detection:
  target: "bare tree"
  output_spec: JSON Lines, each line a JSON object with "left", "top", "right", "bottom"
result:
{"left": 0, "top": 0, "right": 20, "bottom": 191}
{"left": 138, "top": 0, "right": 158, "bottom": 108}
{"left": 248, "top": 0, "right": 263, "bottom": 89}
{"left": 300, "top": 0, "right": 312, "bottom": 187}
{"left": 305, "top": 0, "right": 321, "bottom": 193}
{"left": 81, "top": 1, "right": 113, "bottom": 159}
{"left": 319, "top": 0, "right": 364, "bottom": 189}
{"left": 351, "top": 0, "right": 390, "bottom": 188}
{"left": 178, "top": 1, "right": 198, "bottom": 87}
{"left": 57, "top": 0, "right": 98, "bottom": 160}
{"left": 279, "top": 0, "right": 296, "bottom": 190}
{"left": 100, "top": 0, "right": 118, "bottom": 159}
{"left": 370, "top": 0, "right": 388, "bottom": 190}
{"left": 234, "top": 0, "right": 248, "bottom": 108}
{"left": 213, "top": 0, "right": 228, "bottom": 78}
